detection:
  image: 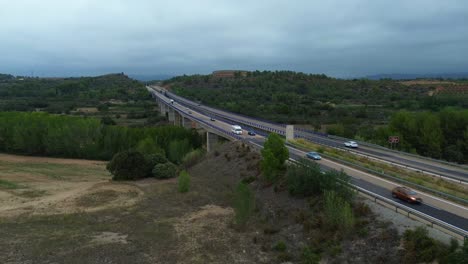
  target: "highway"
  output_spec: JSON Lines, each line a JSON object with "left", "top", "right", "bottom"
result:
{"left": 159, "top": 87, "right": 468, "bottom": 183}
{"left": 150, "top": 87, "right": 468, "bottom": 234}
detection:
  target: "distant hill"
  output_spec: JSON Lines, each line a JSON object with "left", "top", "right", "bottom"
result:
{"left": 0, "top": 73, "right": 148, "bottom": 112}
{"left": 128, "top": 74, "right": 174, "bottom": 81}
{"left": 365, "top": 73, "right": 468, "bottom": 80}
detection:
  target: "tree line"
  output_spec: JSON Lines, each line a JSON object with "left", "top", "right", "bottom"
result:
{"left": 0, "top": 73, "right": 149, "bottom": 113}
{"left": 0, "top": 112, "right": 201, "bottom": 161}
{"left": 360, "top": 109, "right": 468, "bottom": 163}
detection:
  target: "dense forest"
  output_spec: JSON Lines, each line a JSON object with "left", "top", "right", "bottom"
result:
{"left": 166, "top": 71, "right": 468, "bottom": 163}
{"left": 0, "top": 73, "right": 148, "bottom": 113}
{"left": 0, "top": 112, "right": 201, "bottom": 161}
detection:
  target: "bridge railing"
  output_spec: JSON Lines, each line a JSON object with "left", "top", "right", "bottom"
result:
{"left": 155, "top": 93, "right": 242, "bottom": 141}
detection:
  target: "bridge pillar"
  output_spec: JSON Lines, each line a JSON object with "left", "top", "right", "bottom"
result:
{"left": 182, "top": 117, "right": 192, "bottom": 129}
{"left": 206, "top": 131, "right": 219, "bottom": 152}
{"left": 286, "top": 125, "right": 294, "bottom": 141}
{"left": 174, "top": 111, "right": 182, "bottom": 126}
{"left": 159, "top": 100, "right": 166, "bottom": 116}
{"left": 168, "top": 108, "right": 175, "bottom": 122}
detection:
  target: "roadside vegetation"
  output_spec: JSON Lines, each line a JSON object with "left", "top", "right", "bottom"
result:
{"left": 289, "top": 138, "right": 468, "bottom": 203}
{"left": 166, "top": 71, "right": 468, "bottom": 163}
{"left": 402, "top": 226, "right": 468, "bottom": 264}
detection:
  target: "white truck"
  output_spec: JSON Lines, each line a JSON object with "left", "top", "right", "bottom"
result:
{"left": 231, "top": 125, "right": 243, "bottom": 135}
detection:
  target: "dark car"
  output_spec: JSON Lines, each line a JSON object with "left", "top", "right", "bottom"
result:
{"left": 248, "top": 130, "right": 256, "bottom": 136}
{"left": 210, "top": 117, "right": 215, "bottom": 121}
{"left": 392, "top": 186, "right": 422, "bottom": 204}
{"left": 306, "top": 152, "right": 321, "bottom": 160}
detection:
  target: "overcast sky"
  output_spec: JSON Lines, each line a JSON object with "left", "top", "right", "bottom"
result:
{"left": 1, "top": 0, "right": 467, "bottom": 77}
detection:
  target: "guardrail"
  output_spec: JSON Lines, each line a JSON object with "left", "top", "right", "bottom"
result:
{"left": 154, "top": 92, "right": 243, "bottom": 141}
{"left": 355, "top": 185, "right": 468, "bottom": 242}
{"left": 287, "top": 141, "right": 468, "bottom": 206}
{"left": 293, "top": 133, "right": 468, "bottom": 185}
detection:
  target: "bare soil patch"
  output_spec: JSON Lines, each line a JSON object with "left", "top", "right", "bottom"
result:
{"left": 0, "top": 153, "right": 142, "bottom": 218}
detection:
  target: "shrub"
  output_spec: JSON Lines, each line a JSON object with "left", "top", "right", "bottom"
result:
{"left": 273, "top": 241, "right": 287, "bottom": 252}
{"left": 101, "top": 116, "right": 116, "bottom": 125}
{"left": 287, "top": 159, "right": 354, "bottom": 199}
{"left": 234, "top": 182, "right": 255, "bottom": 226}
{"left": 107, "top": 150, "right": 149, "bottom": 181}
{"left": 301, "top": 246, "right": 320, "bottom": 264}
{"left": 241, "top": 176, "right": 256, "bottom": 184}
{"left": 182, "top": 148, "right": 205, "bottom": 168}
{"left": 178, "top": 170, "right": 190, "bottom": 193}
{"left": 168, "top": 139, "right": 192, "bottom": 164}
{"left": 402, "top": 226, "right": 447, "bottom": 264}
{"left": 444, "top": 239, "right": 468, "bottom": 264}
{"left": 323, "top": 190, "right": 355, "bottom": 232}
{"left": 152, "top": 162, "right": 178, "bottom": 179}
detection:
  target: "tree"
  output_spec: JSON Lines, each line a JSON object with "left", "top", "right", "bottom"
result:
{"left": 261, "top": 133, "right": 289, "bottom": 181}
{"left": 137, "top": 136, "right": 164, "bottom": 156}
{"left": 101, "top": 116, "right": 116, "bottom": 125}
{"left": 107, "top": 150, "right": 149, "bottom": 181}
{"left": 152, "top": 162, "right": 178, "bottom": 179}
{"left": 168, "top": 139, "right": 192, "bottom": 164}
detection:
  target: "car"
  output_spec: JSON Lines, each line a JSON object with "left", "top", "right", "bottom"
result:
{"left": 344, "top": 141, "right": 358, "bottom": 148}
{"left": 247, "top": 130, "right": 256, "bottom": 136}
{"left": 210, "top": 117, "right": 216, "bottom": 121}
{"left": 391, "top": 186, "right": 422, "bottom": 204}
{"left": 306, "top": 152, "right": 322, "bottom": 160}
{"left": 188, "top": 111, "right": 192, "bottom": 114}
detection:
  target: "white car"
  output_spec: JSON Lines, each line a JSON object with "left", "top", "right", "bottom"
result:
{"left": 344, "top": 141, "right": 358, "bottom": 148}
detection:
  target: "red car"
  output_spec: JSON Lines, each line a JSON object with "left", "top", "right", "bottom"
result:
{"left": 392, "top": 186, "right": 422, "bottom": 204}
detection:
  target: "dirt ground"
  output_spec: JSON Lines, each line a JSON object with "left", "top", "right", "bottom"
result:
{"left": 0, "top": 143, "right": 403, "bottom": 263}
{"left": 0, "top": 154, "right": 141, "bottom": 218}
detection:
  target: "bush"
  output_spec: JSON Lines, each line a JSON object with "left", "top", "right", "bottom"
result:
{"left": 152, "top": 162, "right": 178, "bottom": 179}
{"left": 273, "top": 241, "right": 287, "bottom": 252}
{"left": 168, "top": 139, "right": 192, "bottom": 164}
{"left": 145, "top": 153, "right": 168, "bottom": 167}
{"left": 182, "top": 148, "right": 205, "bottom": 168}
{"left": 287, "top": 159, "right": 354, "bottom": 199}
{"left": 107, "top": 150, "right": 149, "bottom": 181}
{"left": 178, "top": 170, "right": 190, "bottom": 193}
{"left": 402, "top": 226, "right": 447, "bottom": 264}
{"left": 444, "top": 239, "right": 468, "bottom": 264}
{"left": 323, "top": 190, "right": 355, "bottom": 232}
{"left": 101, "top": 116, "right": 116, "bottom": 125}
{"left": 301, "top": 246, "right": 321, "bottom": 264}
{"left": 234, "top": 182, "right": 255, "bottom": 226}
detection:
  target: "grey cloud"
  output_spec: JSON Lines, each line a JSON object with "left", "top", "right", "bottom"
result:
{"left": 0, "top": 0, "right": 467, "bottom": 77}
